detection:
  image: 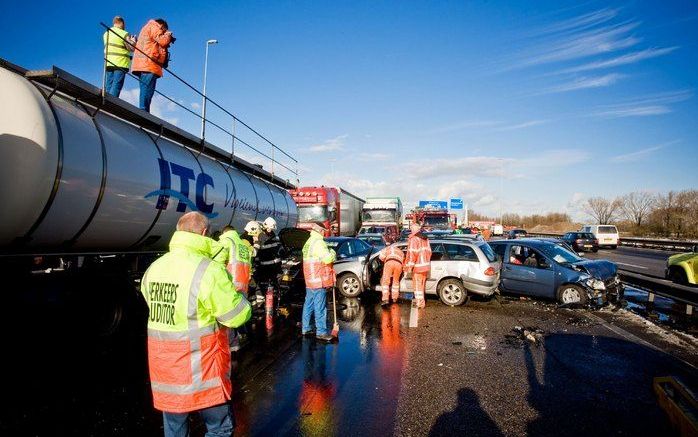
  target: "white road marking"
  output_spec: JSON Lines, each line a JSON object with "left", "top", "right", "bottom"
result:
{"left": 615, "top": 262, "right": 648, "bottom": 269}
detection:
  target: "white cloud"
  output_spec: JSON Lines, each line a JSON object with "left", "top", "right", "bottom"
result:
{"left": 495, "top": 119, "right": 549, "bottom": 131}
{"left": 191, "top": 102, "right": 201, "bottom": 110}
{"left": 591, "top": 89, "right": 693, "bottom": 118}
{"left": 509, "top": 17, "right": 641, "bottom": 70}
{"left": 426, "top": 120, "right": 501, "bottom": 134}
{"left": 305, "top": 134, "right": 348, "bottom": 152}
{"left": 556, "top": 47, "right": 679, "bottom": 74}
{"left": 120, "top": 88, "right": 180, "bottom": 125}
{"left": 544, "top": 73, "right": 624, "bottom": 94}
{"left": 357, "top": 152, "right": 391, "bottom": 161}
{"left": 610, "top": 140, "right": 680, "bottom": 162}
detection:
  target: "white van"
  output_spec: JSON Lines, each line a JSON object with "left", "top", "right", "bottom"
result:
{"left": 579, "top": 225, "right": 620, "bottom": 249}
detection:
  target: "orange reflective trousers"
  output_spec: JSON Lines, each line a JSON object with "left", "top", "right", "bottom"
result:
{"left": 412, "top": 272, "right": 427, "bottom": 308}
{"left": 381, "top": 260, "right": 402, "bottom": 302}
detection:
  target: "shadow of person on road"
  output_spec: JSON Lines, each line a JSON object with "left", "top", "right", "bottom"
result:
{"left": 429, "top": 387, "right": 504, "bottom": 437}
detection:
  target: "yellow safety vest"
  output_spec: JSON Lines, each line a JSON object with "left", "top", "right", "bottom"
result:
{"left": 103, "top": 26, "right": 131, "bottom": 69}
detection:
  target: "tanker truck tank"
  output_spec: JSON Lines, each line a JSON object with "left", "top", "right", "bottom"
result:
{"left": 0, "top": 61, "right": 298, "bottom": 255}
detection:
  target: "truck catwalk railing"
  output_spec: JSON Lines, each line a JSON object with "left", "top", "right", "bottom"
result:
{"left": 99, "top": 22, "right": 298, "bottom": 185}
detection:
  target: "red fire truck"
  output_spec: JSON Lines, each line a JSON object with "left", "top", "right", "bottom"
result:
{"left": 406, "top": 207, "right": 456, "bottom": 230}
{"left": 289, "top": 186, "right": 365, "bottom": 236}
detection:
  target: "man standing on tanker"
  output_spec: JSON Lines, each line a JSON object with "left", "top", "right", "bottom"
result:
{"left": 131, "top": 18, "right": 174, "bottom": 112}
{"left": 404, "top": 222, "right": 431, "bottom": 308}
{"left": 141, "top": 212, "right": 251, "bottom": 437}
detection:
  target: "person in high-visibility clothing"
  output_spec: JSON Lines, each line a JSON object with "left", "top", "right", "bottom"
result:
{"left": 378, "top": 243, "right": 405, "bottom": 305}
{"left": 212, "top": 225, "right": 251, "bottom": 296}
{"left": 141, "top": 212, "right": 251, "bottom": 437}
{"left": 302, "top": 223, "right": 336, "bottom": 342}
{"left": 131, "top": 18, "right": 174, "bottom": 112}
{"left": 404, "top": 222, "right": 431, "bottom": 308}
{"left": 102, "top": 16, "right": 135, "bottom": 97}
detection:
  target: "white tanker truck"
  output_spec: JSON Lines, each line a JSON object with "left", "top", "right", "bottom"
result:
{"left": 0, "top": 59, "right": 298, "bottom": 335}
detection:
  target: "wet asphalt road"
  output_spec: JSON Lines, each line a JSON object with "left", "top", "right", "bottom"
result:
{"left": 3, "top": 286, "right": 697, "bottom": 437}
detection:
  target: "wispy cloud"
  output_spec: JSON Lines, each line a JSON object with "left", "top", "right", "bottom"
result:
{"left": 610, "top": 140, "right": 681, "bottom": 162}
{"left": 357, "top": 152, "right": 391, "bottom": 161}
{"left": 426, "top": 120, "right": 500, "bottom": 134}
{"left": 592, "top": 90, "right": 693, "bottom": 118}
{"left": 510, "top": 18, "right": 641, "bottom": 70}
{"left": 544, "top": 73, "right": 625, "bottom": 94}
{"left": 305, "top": 134, "right": 348, "bottom": 152}
{"left": 495, "top": 119, "right": 550, "bottom": 131}
{"left": 531, "top": 8, "right": 620, "bottom": 37}
{"left": 556, "top": 47, "right": 678, "bottom": 74}
{"left": 428, "top": 119, "right": 547, "bottom": 134}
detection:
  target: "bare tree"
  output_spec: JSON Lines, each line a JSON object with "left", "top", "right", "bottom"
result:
{"left": 584, "top": 197, "right": 622, "bottom": 224}
{"left": 621, "top": 191, "right": 656, "bottom": 227}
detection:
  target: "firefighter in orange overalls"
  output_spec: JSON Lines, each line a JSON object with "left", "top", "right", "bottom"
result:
{"left": 378, "top": 243, "right": 405, "bottom": 305}
{"left": 404, "top": 222, "right": 431, "bottom": 308}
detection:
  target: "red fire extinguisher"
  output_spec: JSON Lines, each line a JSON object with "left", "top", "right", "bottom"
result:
{"left": 265, "top": 285, "right": 274, "bottom": 316}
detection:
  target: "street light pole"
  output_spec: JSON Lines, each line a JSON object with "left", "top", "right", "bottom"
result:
{"left": 201, "top": 39, "right": 218, "bottom": 140}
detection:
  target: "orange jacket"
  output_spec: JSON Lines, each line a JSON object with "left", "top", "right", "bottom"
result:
{"left": 132, "top": 19, "right": 172, "bottom": 77}
{"left": 404, "top": 233, "right": 431, "bottom": 274}
{"left": 379, "top": 244, "right": 405, "bottom": 264}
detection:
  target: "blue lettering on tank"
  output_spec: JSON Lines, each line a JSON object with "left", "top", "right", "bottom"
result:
{"left": 145, "top": 158, "right": 218, "bottom": 219}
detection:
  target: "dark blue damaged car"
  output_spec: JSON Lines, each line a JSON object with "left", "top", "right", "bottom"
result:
{"left": 488, "top": 239, "right": 623, "bottom": 305}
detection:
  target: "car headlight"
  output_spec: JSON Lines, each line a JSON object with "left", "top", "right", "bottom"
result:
{"left": 585, "top": 278, "right": 605, "bottom": 290}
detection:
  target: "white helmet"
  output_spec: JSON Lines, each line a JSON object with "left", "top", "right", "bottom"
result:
{"left": 244, "top": 221, "right": 261, "bottom": 236}
{"left": 263, "top": 217, "right": 277, "bottom": 232}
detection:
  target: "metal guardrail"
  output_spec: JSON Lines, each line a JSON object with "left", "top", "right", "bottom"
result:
{"left": 526, "top": 232, "right": 698, "bottom": 252}
{"left": 618, "top": 270, "right": 698, "bottom": 310}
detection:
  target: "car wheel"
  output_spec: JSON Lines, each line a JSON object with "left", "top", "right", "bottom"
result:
{"left": 610, "top": 245, "right": 617, "bottom": 250}
{"left": 592, "top": 248, "right": 598, "bottom": 253}
{"left": 437, "top": 279, "right": 467, "bottom": 306}
{"left": 670, "top": 268, "right": 688, "bottom": 286}
{"left": 337, "top": 273, "right": 362, "bottom": 297}
{"left": 557, "top": 284, "right": 588, "bottom": 305}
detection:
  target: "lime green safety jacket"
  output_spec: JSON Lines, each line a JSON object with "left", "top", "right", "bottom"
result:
{"left": 212, "top": 229, "right": 252, "bottom": 293}
{"left": 141, "top": 230, "right": 251, "bottom": 413}
{"left": 302, "top": 230, "right": 336, "bottom": 288}
{"left": 103, "top": 26, "right": 132, "bottom": 70}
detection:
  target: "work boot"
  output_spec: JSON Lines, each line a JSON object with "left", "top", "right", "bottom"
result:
{"left": 301, "top": 330, "right": 315, "bottom": 338}
{"left": 316, "top": 333, "right": 334, "bottom": 342}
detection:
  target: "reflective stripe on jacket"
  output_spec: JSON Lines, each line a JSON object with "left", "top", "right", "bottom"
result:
{"left": 405, "top": 233, "right": 431, "bottom": 274}
{"left": 141, "top": 231, "right": 252, "bottom": 413}
{"left": 302, "top": 230, "right": 336, "bottom": 289}
{"left": 132, "top": 19, "right": 172, "bottom": 77}
{"left": 379, "top": 244, "right": 405, "bottom": 264}
{"left": 212, "top": 230, "right": 251, "bottom": 293}
{"left": 103, "top": 26, "right": 131, "bottom": 69}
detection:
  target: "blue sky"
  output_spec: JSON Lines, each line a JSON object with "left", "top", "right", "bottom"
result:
{"left": 2, "top": 0, "right": 697, "bottom": 219}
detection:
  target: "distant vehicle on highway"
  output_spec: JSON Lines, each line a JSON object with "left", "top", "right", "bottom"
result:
{"left": 368, "top": 238, "right": 501, "bottom": 306}
{"left": 506, "top": 229, "right": 528, "bottom": 239}
{"left": 580, "top": 224, "right": 619, "bottom": 249}
{"left": 488, "top": 239, "right": 623, "bottom": 305}
{"left": 561, "top": 232, "right": 599, "bottom": 253}
{"left": 357, "top": 233, "right": 388, "bottom": 249}
{"left": 666, "top": 245, "right": 698, "bottom": 285}
{"left": 358, "top": 224, "right": 399, "bottom": 244}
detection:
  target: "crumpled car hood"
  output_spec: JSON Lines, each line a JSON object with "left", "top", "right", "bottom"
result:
{"left": 570, "top": 259, "right": 617, "bottom": 280}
